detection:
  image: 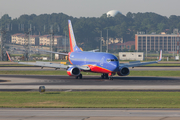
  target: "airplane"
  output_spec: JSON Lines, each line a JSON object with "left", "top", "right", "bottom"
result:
{"left": 6, "top": 20, "right": 162, "bottom": 80}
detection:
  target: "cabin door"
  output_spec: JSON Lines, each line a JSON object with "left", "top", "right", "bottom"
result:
{"left": 100, "top": 56, "right": 105, "bottom": 67}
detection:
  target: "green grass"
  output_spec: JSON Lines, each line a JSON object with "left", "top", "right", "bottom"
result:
{"left": 130, "top": 71, "right": 180, "bottom": 77}
{"left": 144, "top": 64, "right": 180, "bottom": 67}
{"left": 0, "top": 91, "right": 180, "bottom": 108}
{"left": 0, "top": 70, "right": 179, "bottom": 76}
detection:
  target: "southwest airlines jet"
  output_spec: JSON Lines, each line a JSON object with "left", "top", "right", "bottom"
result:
{"left": 6, "top": 20, "right": 162, "bottom": 80}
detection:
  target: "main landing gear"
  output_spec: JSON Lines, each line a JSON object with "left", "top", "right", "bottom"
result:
{"left": 109, "top": 76, "right": 113, "bottom": 80}
{"left": 101, "top": 73, "right": 114, "bottom": 80}
{"left": 101, "top": 73, "right": 108, "bottom": 79}
{"left": 75, "top": 74, "right": 82, "bottom": 79}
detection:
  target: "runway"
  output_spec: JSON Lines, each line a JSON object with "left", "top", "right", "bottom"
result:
{"left": 0, "top": 75, "right": 180, "bottom": 91}
{"left": 0, "top": 108, "right": 180, "bottom": 120}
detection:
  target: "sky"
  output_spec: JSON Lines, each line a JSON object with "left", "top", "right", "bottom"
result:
{"left": 1, "top": 0, "right": 180, "bottom": 19}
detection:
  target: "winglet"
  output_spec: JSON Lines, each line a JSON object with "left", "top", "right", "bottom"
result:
{"left": 6, "top": 51, "right": 13, "bottom": 62}
{"left": 158, "top": 50, "right": 162, "bottom": 62}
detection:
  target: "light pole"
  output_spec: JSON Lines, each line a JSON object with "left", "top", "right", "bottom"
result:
{"left": 106, "top": 29, "right": 108, "bottom": 53}
{"left": 100, "top": 31, "right": 102, "bottom": 52}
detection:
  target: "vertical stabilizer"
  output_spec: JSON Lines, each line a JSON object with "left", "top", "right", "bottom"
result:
{"left": 68, "top": 20, "right": 82, "bottom": 52}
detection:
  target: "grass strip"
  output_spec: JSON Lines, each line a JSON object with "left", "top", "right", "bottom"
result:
{"left": 144, "top": 64, "right": 180, "bottom": 67}
{"left": 0, "top": 91, "right": 180, "bottom": 108}
{"left": 0, "top": 70, "right": 179, "bottom": 77}
{"left": 129, "top": 71, "right": 180, "bottom": 77}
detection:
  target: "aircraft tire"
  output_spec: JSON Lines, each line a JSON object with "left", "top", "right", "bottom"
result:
{"left": 105, "top": 74, "right": 108, "bottom": 79}
{"left": 79, "top": 74, "right": 82, "bottom": 79}
{"left": 109, "top": 76, "right": 113, "bottom": 80}
{"left": 101, "top": 74, "right": 104, "bottom": 79}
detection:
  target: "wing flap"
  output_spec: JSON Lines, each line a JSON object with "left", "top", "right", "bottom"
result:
{"left": 18, "top": 61, "right": 68, "bottom": 69}
{"left": 18, "top": 61, "right": 90, "bottom": 70}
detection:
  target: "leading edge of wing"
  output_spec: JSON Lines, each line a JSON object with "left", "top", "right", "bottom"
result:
{"left": 6, "top": 51, "right": 90, "bottom": 71}
{"left": 120, "top": 50, "right": 162, "bottom": 68}
{"left": 18, "top": 62, "right": 90, "bottom": 70}
{"left": 18, "top": 61, "right": 68, "bottom": 69}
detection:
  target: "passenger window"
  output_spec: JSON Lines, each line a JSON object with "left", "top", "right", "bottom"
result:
{"left": 123, "top": 54, "right": 126, "bottom": 57}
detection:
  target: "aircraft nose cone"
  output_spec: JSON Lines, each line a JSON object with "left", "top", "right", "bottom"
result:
{"left": 111, "top": 62, "right": 119, "bottom": 72}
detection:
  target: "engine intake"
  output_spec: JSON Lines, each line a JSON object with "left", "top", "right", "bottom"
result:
{"left": 67, "top": 67, "right": 80, "bottom": 76}
{"left": 117, "top": 67, "right": 130, "bottom": 76}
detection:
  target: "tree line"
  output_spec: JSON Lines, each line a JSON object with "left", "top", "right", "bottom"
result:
{"left": 1, "top": 12, "right": 180, "bottom": 50}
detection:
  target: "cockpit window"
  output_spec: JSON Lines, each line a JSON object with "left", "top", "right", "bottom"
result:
{"left": 107, "top": 59, "right": 118, "bottom": 62}
{"left": 107, "top": 59, "right": 111, "bottom": 62}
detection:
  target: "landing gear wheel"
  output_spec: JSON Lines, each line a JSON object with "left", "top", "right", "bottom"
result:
{"left": 105, "top": 74, "right": 108, "bottom": 79}
{"left": 109, "top": 76, "right": 113, "bottom": 80}
{"left": 79, "top": 74, "right": 82, "bottom": 79}
{"left": 101, "top": 74, "right": 104, "bottom": 79}
{"left": 76, "top": 74, "right": 82, "bottom": 79}
{"left": 101, "top": 74, "right": 109, "bottom": 79}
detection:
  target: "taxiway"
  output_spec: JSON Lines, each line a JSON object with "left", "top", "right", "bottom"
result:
{"left": 0, "top": 75, "right": 180, "bottom": 91}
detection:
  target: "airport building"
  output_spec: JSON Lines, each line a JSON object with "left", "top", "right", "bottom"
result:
{"left": 11, "top": 33, "right": 40, "bottom": 46}
{"left": 135, "top": 30, "right": 180, "bottom": 52}
{"left": 11, "top": 34, "right": 68, "bottom": 48}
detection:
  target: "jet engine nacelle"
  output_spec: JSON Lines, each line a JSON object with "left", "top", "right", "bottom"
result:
{"left": 67, "top": 67, "right": 80, "bottom": 76}
{"left": 117, "top": 66, "right": 130, "bottom": 76}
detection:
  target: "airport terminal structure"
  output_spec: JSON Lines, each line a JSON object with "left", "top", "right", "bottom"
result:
{"left": 135, "top": 29, "right": 180, "bottom": 52}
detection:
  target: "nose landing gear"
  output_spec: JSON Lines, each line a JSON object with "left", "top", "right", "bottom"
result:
{"left": 101, "top": 73, "right": 115, "bottom": 80}
{"left": 108, "top": 73, "right": 115, "bottom": 80}
{"left": 101, "top": 73, "right": 108, "bottom": 79}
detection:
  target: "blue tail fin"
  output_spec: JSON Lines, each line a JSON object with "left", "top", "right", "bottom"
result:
{"left": 68, "top": 20, "right": 82, "bottom": 52}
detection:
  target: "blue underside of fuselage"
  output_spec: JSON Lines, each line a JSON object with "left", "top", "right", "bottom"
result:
{"left": 69, "top": 51, "right": 119, "bottom": 72}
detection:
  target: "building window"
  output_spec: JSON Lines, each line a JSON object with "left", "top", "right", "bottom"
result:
{"left": 138, "top": 55, "right": 142, "bottom": 57}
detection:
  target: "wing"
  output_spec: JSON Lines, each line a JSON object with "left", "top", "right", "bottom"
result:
{"left": 6, "top": 51, "right": 90, "bottom": 71}
{"left": 18, "top": 61, "right": 68, "bottom": 69}
{"left": 120, "top": 50, "right": 162, "bottom": 68}
{"left": 88, "top": 49, "right": 99, "bottom": 52}
{"left": 18, "top": 61, "right": 90, "bottom": 70}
